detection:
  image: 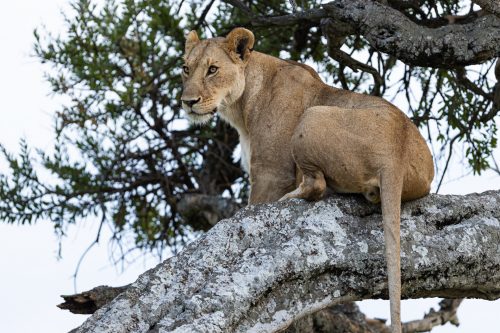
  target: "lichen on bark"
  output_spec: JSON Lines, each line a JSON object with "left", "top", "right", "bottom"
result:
{"left": 73, "top": 191, "right": 500, "bottom": 333}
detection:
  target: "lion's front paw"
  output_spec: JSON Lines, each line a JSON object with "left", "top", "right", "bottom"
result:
{"left": 279, "top": 188, "right": 303, "bottom": 201}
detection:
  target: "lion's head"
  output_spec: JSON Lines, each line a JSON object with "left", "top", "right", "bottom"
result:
{"left": 181, "top": 28, "right": 255, "bottom": 124}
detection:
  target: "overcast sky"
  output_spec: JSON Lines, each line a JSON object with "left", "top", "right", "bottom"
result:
{"left": 0, "top": 1, "right": 499, "bottom": 332}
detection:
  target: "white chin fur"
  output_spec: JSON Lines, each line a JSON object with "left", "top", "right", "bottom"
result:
{"left": 187, "top": 112, "right": 214, "bottom": 125}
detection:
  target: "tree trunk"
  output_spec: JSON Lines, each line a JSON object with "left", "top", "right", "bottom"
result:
{"left": 72, "top": 191, "right": 500, "bottom": 333}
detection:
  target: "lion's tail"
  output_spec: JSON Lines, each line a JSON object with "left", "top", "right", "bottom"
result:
{"left": 380, "top": 170, "right": 403, "bottom": 333}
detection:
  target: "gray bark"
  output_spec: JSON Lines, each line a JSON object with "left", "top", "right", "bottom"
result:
{"left": 59, "top": 285, "right": 129, "bottom": 315}
{"left": 73, "top": 191, "right": 500, "bottom": 333}
{"left": 321, "top": 0, "right": 500, "bottom": 68}
{"left": 474, "top": 0, "right": 500, "bottom": 18}
{"left": 243, "top": 0, "right": 500, "bottom": 68}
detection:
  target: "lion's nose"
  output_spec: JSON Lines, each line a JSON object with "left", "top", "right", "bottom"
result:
{"left": 182, "top": 97, "right": 201, "bottom": 107}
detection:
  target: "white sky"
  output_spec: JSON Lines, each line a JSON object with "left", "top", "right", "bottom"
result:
{"left": 0, "top": 1, "right": 498, "bottom": 332}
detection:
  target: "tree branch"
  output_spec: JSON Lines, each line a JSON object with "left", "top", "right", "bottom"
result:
{"left": 251, "top": 8, "right": 328, "bottom": 26}
{"left": 494, "top": 58, "right": 500, "bottom": 109}
{"left": 195, "top": 0, "right": 216, "bottom": 30}
{"left": 58, "top": 285, "right": 128, "bottom": 315}
{"left": 322, "top": 29, "right": 384, "bottom": 95}
{"left": 285, "top": 302, "right": 391, "bottom": 333}
{"left": 71, "top": 190, "right": 500, "bottom": 333}
{"left": 322, "top": 0, "right": 500, "bottom": 68}
{"left": 474, "top": 0, "right": 500, "bottom": 18}
{"left": 455, "top": 67, "right": 494, "bottom": 101}
{"left": 243, "top": 0, "right": 500, "bottom": 68}
{"left": 223, "top": 0, "right": 253, "bottom": 16}
{"left": 60, "top": 292, "right": 462, "bottom": 332}
{"left": 402, "top": 298, "right": 462, "bottom": 333}
{"left": 177, "top": 194, "right": 243, "bottom": 231}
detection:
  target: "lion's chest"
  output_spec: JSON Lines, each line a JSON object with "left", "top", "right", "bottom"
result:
{"left": 218, "top": 106, "right": 251, "bottom": 174}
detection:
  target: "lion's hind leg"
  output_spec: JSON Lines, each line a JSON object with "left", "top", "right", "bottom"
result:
{"left": 279, "top": 170, "right": 326, "bottom": 201}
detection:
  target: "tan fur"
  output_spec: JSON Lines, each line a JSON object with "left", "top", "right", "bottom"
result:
{"left": 181, "top": 28, "right": 434, "bottom": 333}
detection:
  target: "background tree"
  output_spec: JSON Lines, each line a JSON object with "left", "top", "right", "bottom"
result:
{"left": 1, "top": 0, "right": 498, "bottom": 257}
{"left": 0, "top": 0, "right": 499, "bottom": 330}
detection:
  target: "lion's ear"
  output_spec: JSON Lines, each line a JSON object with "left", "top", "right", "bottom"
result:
{"left": 225, "top": 28, "right": 255, "bottom": 63}
{"left": 185, "top": 30, "right": 200, "bottom": 54}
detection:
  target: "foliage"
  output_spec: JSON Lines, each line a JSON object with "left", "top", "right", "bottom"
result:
{"left": 0, "top": 0, "right": 498, "bottom": 258}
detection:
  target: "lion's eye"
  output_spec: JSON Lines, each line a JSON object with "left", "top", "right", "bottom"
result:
{"left": 182, "top": 66, "right": 189, "bottom": 75}
{"left": 207, "top": 66, "right": 218, "bottom": 75}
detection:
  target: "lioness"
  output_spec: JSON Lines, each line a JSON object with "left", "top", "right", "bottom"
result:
{"left": 181, "top": 27, "right": 434, "bottom": 333}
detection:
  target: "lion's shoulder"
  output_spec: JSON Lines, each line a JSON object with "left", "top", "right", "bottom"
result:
{"left": 283, "top": 59, "right": 323, "bottom": 81}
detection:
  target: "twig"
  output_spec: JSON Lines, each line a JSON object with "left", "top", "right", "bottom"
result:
{"left": 175, "top": 0, "right": 185, "bottom": 15}
{"left": 72, "top": 211, "right": 106, "bottom": 293}
{"left": 222, "top": 0, "right": 253, "bottom": 16}
{"left": 491, "top": 155, "right": 500, "bottom": 175}
{"left": 252, "top": 8, "right": 327, "bottom": 26}
{"left": 402, "top": 298, "right": 463, "bottom": 333}
{"left": 455, "top": 67, "right": 494, "bottom": 100}
{"left": 326, "top": 47, "right": 383, "bottom": 96}
{"left": 436, "top": 134, "right": 459, "bottom": 193}
{"left": 195, "top": 0, "right": 216, "bottom": 30}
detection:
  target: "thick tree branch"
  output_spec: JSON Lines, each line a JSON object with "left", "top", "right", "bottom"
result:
{"left": 71, "top": 190, "right": 500, "bottom": 333}
{"left": 61, "top": 291, "right": 461, "bottom": 332}
{"left": 238, "top": 0, "right": 500, "bottom": 68}
{"left": 322, "top": 0, "right": 500, "bottom": 68}
{"left": 474, "top": 0, "right": 500, "bottom": 18}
